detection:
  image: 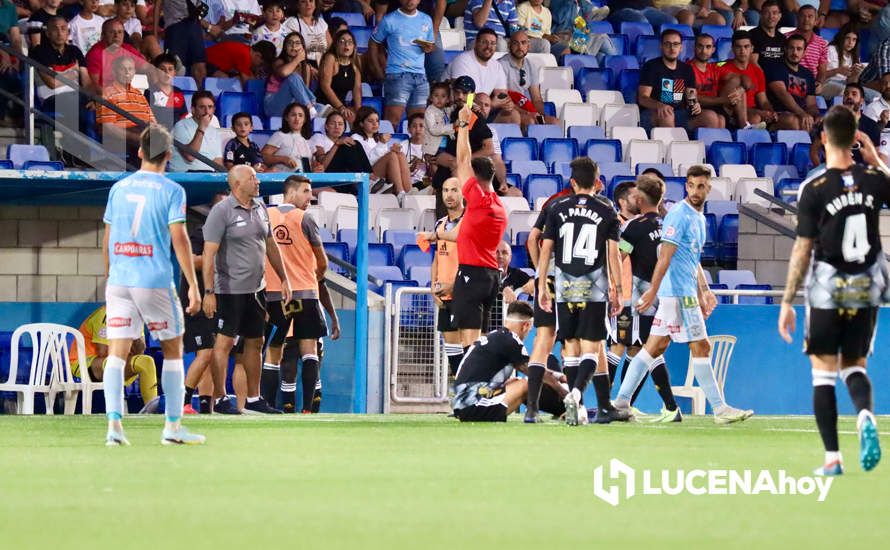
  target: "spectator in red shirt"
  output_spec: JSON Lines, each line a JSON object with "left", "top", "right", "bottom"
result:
{"left": 85, "top": 18, "right": 147, "bottom": 89}
{"left": 718, "top": 30, "right": 778, "bottom": 130}
{"left": 205, "top": 40, "right": 277, "bottom": 85}
{"left": 688, "top": 33, "right": 728, "bottom": 129}
{"left": 439, "top": 103, "right": 507, "bottom": 350}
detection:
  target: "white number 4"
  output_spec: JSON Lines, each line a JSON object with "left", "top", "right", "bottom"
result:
{"left": 842, "top": 213, "right": 868, "bottom": 264}
{"left": 125, "top": 194, "right": 146, "bottom": 237}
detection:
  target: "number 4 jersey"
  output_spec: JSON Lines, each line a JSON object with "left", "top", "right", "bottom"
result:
{"left": 103, "top": 170, "right": 187, "bottom": 289}
{"left": 797, "top": 164, "right": 890, "bottom": 308}
{"left": 542, "top": 193, "right": 620, "bottom": 303}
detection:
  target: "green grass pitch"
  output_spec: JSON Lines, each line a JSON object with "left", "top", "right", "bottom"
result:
{"left": 1, "top": 414, "right": 888, "bottom": 549}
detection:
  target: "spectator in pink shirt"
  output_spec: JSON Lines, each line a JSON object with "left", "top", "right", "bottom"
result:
{"left": 85, "top": 18, "right": 148, "bottom": 89}
{"left": 784, "top": 5, "right": 827, "bottom": 88}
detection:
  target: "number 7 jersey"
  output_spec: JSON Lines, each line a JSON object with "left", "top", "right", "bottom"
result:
{"left": 542, "top": 193, "right": 620, "bottom": 302}
{"left": 103, "top": 170, "right": 187, "bottom": 289}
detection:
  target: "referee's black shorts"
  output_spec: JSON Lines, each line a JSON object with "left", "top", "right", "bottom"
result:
{"left": 451, "top": 264, "right": 500, "bottom": 330}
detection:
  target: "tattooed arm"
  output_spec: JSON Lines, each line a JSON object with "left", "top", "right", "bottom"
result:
{"left": 777, "top": 237, "right": 813, "bottom": 343}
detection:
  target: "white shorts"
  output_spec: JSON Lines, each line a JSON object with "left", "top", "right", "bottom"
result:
{"left": 105, "top": 284, "right": 185, "bottom": 342}
{"left": 650, "top": 296, "right": 708, "bottom": 343}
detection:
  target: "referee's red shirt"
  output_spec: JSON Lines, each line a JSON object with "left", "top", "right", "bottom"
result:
{"left": 457, "top": 177, "right": 507, "bottom": 270}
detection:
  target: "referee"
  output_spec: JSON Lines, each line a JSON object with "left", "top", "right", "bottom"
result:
{"left": 443, "top": 104, "right": 508, "bottom": 353}
{"left": 202, "top": 165, "right": 292, "bottom": 414}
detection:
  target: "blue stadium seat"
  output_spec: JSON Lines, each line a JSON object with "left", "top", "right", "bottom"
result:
{"left": 608, "top": 34, "right": 627, "bottom": 55}
{"left": 607, "top": 175, "right": 636, "bottom": 199}
{"left": 815, "top": 95, "right": 828, "bottom": 113}
{"left": 705, "top": 200, "right": 738, "bottom": 228}
{"left": 585, "top": 139, "right": 621, "bottom": 163}
{"left": 352, "top": 26, "right": 372, "bottom": 51}
{"left": 443, "top": 50, "right": 461, "bottom": 64}
{"left": 716, "top": 38, "right": 733, "bottom": 61}
{"left": 588, "top": 21, "right": 614, "bottom": 35}
{"left": 245, "top": 79, "right": 266, "bottom": 115}
{"left": 709, "top": 283, "right": 732, "bottom": 304}
{"left": 551, "top": 161, "right": 572, "bottom": 181}
{"left": 365, "top": 243, "right": 395, "bottom": 266}
{"left": 332, "top": 11, "right": 366, "bottom": 27}
{"left": 636, "top": 163, "right": 673, "bottom": 176}
{"left": 251, "top": 130, "right": 274, "bottom": 148}
{"left": 819, "top": 27, "right": 839, "bottom": 42}
{"left": 701, "top": 24, "right": 733, "bottom": 42}
{"left": 317, "top": 225, "right": 334, "bottom": 242}
{"left": 764, "top": 164, "right": 798, "bottom": 183}
{"left": 682, "top": 36, "right": 695, "bottom": 62}
{"left": 362, "top": 96, "right": 383, "bottom": 116}
{"left": 489, "top": 123, "right": 522, "bottom": 141}
{"left": 204, "top": 77, "right": 242, "bottom": 96}
{"left": 525, "top": 174, "right": 561, "bottom": 203}
{"left": 620, "top": 22, "right": 654, "bottom": 52}
{"left": 776, "top": 130, "right": 811, "bottom": 152}
{"left": 790, "top": 142, "right": 813, "bottom": 175}
{"left": 542, "top": 102, "right": 556, "bottom": 117}
{"left": 736, "top": 128, "right": 772, "bottom": 151}
{"left": 409, "top": 265, "right": 431, "bottom": 287}
{"left": 702, "top": 213, "right": 718, "bottom": 264}
{"left": 378, "top": 119, "right": 395, "bottom": 135}
{"left": 0, "top": 160, "right": 12, "bottom": 169}
{"left": 505, "top": 173, "right": 521, "bottom": 189}
{"left": 599, "top": 162, "right": 633, "bottom": 185}
{"left": 604, "top": 55, "right": 640, "bottom": 76}
{"left": 564, "top": 54, "right": 599, "bottom": 74}
{"left": 337, "top": 228, "right": 378, "bottom": 257}
{"left": 368, "top": 266, "right": 407, "bottom": 293}
{"left": 511, "top": 160, "right": 548, "bottom": 180}
{"left": 707, "top": 141, "right": 746, "bottom": 171}
{"left": 510, "top": 245, "right": 529, "bottom": 268}
{"left": 775, "top": 178, "right": 802, "bottom": 202}
{"left": 219, "top": 92, "right": 260, "bottom": 120}
{"left": 541, "top": 138, "right": 578, "bottom": 165}
{"left": 576, "top": 68, "right": 613, "bottom": 94}
{"left": 618, "top": 69, "right": 640, "bottom": 103}
{"left": 515, "top": 231, "right": 530, "bottom": 246}
{"left": 382, "top": 229, "right": 416, "bottom": 258}
{"left": 323, "top": 242, "right": 350, "bottom": 275}
{"left": 636, "top": 35, "right": 662, "bottom": 63}
{"left": 660, "top": 23, "right": 694, "bottom": 37}
{"left": 172, "top": 75, "right": 198, "bottom": 91}
{"left": 22, "top": 160, "right": 64, "bottom": 170}
{"left": 502, "top": 137, "right": 538, "bottom": 161}
{"left": 737, "top": 284, "right": 774, "bottom": 304}
{"left": 7, "top": 144, "right": 50, "bottom": 169}
{"left": 695, "top": 127, "right": 732, "bottom": 150}
{"left": 664, "top": 177, "right": 686, "bottom": 202}
{"left": 527, "top": 125, "right": 563, "bottom": 143}
{"left": 718, "top": 215, "right": 740, "bottom": 264}
{"left": 751, "top": 143, "right": 787, "bottom": 176}
{"left": 398, "top": 245, "right": 431, "bottom": 277}
{"left": 568, "top": 126, "right": 605, "bottom": 143}
{"left": 224, "top": 114, "right": 263, "bottom": 129}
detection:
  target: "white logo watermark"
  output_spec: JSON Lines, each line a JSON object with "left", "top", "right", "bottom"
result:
{"left": 593, "top": 459, "right": 833, "bottom": 506}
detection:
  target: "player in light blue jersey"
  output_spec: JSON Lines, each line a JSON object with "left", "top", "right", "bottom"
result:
{"left": 613, "top": 165, "right": 754, "bottom": 425}
{"left": 102, "top": 125, "right": 205, "bottom": 446}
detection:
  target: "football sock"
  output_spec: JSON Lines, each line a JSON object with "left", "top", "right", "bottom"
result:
{"left": 813, "top": 369, "right": 839, "bottom": 452}
{"left": 648, "top": 356, "right": 677, "bottom": 411}
{"left": 563, "top": 356, "right": 580, "bottom": 387}
{"left": 260, "top": 362, "right": 280, "bottom": 404}
{"left": 103, "top": 355, "right": 126, "bottom": 422}
{"left": 131, "top": 354, "right": 158, "bottom": 405}
{"left": 526, "top": 362, "right": 546, "bottom": 413}
{"left": 615, "top": 349, "right": 654, "bottom": 406}
{"left": 840, "top": 366, "right": 873, "bottom": 413}
{"left": 301, "top": 354, "right": 320, "bottom": 412}
{"left": 280, "top": 343, "right": 299, "bottom": 411}
{"left": 311, "top": 378, "right": 322, "bottom": 413}
{"left": 606, "top": 351, "right": 622, "bottom": 389}
{"left": 574, "top": 353, "right": 598, "bottom": 395}
{"left": 444, "top": 343, "right": 463, "bottom": 376}
{"left": 161, "top": 359, "right": 184, "bottom": 426}
{"left": 592, "top": 371, "right": 613, "bottom": 411}
{"left": 692, "top": 357, "right": 726, "bottom": 411}
{"left": 280, "top": 382, "right": 296, "bottom": 410}
{"left": 184, "top": 386, "right": 196, "bottom": 407}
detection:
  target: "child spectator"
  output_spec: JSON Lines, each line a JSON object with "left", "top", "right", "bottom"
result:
{"left": 822, "top": 23, "right": 863, "bottom": 100}
{"left": 225, "top": 111, "right": 265, "bottom": 171}
{"left": 144, "top": 53, "right": 187, "bottom": 129}
{"left": 68, "top": 0, "right": 106, "bottom": 55}
{"left": 517, "top": 0, "right": 554, "bottom": 54}
{"left": 406, "top": 112, "right": 430, "bottom": 191}
{"left": 262, "top": 101, "right": 312, "bottom": 172}
{"left": 252, "top": 0, "right": 288, "bottom": 55}
{"left": 423, "top": 82, "right": 453, "bottom": 157}
{"left": 26, "top": 0, "right": 62, "bottom": 48}
{"left": 115, "top": 0, "right": 142, "bottom": 52}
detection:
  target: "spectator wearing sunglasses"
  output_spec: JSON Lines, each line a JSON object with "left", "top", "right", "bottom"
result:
{"left": 497, "top": 29, "right": 559, "bottom": 130}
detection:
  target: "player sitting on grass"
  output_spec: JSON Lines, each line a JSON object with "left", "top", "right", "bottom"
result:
{"left": 452, "top": 301, "right": 568, "bottom": 422}
{"left": 101, "top": 124, "right": 204, "bottom": 446}
{"left": 779, "top": 105, "right": 886, "bottom": 476}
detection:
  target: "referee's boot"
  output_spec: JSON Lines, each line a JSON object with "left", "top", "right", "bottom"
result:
{"left": 593, "top": 406, "right": 632, "bottom": 424}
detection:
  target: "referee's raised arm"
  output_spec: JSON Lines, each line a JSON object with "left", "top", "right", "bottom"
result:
{"left": 455, "top": 105, "right": 474, "bottom": 189}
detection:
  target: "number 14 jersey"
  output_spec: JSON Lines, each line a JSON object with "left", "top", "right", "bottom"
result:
{"left": 542, "top": 193, "right": 620, "bottom": 303}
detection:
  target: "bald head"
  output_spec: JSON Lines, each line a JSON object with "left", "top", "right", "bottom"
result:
{"left": 496, "top": 240, "right": 512, "bottom": 271}
{"left": 228, "top": 165, "right": 259, "bottom": 199}
{"left": 442, "top": 177, "right": 462, "bottom": 211}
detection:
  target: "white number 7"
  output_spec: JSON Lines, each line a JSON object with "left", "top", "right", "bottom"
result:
{"left": 125, "top": 194, "right": 146, "bottom": 237}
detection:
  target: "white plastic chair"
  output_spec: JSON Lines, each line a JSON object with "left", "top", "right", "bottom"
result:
{"left": 719, "top": 163, "right": 757, "bottom": 183}
{"left": 507, "top": 211, "right": 538, "bottom": 239}
{"left": 562, "top": 103, "right": 599, "bottom": 131}
{"left": 665, "top": 141, "right": 706, "bottom": 174}
{"left": 332, "top": 206, "right": 358, "bottom": 233}
{"left": 500, "top": 195, "right": 531, "bottom": 215}
{"left": 651, "top": 127, "right": 689, "bottom": 144}
{"left": 587, "top": 90, "right": 624, "bottom": 110}
{"left": 611, "top": 126, "right": 648, "bottom": 158}
{"left": 627, "top": 139, "right": 665, "bottom": 171}
{"left": 735, "top": 177, "right": 775, "bottom": 206}
{"left": 601, "top": 104, "right": 640, "bottom": 135}
{"left": 416, "top": 208, "right": 438, "bottom": 232}
{"left": 440, "top": 28, "right": 466, "bottom": 51}
{"left": 545, "top": 89, "right": 583, "bottom": 117}
{"left": 539, "top": 67, "right": 574, "bottom": 90}
{"left": 306, "top": 204, "right": 327, "bottom": 230}
{"left": 527, "top": 53, "right": 557, "bottom": 68}
{"left": 707, "top": 177, "right": 735, "bottom": 201}
{"left": 0, "top": 323, "right": 85, "bottom": 415}
{"left": 672, "top": 335, "right": 737, "bottom": 415}
{"left": 376, "top": 207, "right": 416, "bottom": 239}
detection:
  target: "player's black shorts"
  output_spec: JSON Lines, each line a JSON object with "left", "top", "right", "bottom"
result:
{"left": 285, "top": 298, "right": 328, "bottom": 340}
{"left": 215, "top": 291, "right": 266, "bottom": 339}
{"left": 437, "top": 300, "right": 459, "bottom": 332}
{"left": 264, "top": 299, "right": 290, "bottom": 347}
{"left": 454, "top": 402, "right": 508, "bottom": 422}
{"left": 805, "top": 307, "right": 878, "bottom": 360}
{"left": 614, "top": 306, "right": 654, "bottom": 346}
{"left": 557, "top": 301, "right": 607, "bottom": 342}
{"left": 533, "top": 277, "right": 556, "bottom": 328}
{"left": 183, "top": 311, "right": 215, "bottom": 353}
{"left": 451, "top": 264, "right": 500, "bottom": 330}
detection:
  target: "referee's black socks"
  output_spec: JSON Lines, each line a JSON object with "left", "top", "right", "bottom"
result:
{"left": 301, "top": 354, "right": 320, "bottom": 412}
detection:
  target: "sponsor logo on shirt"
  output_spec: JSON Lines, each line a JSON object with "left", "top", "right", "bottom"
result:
{"left": 665, "top": 226, "right": 676, "bottom": 238}
{"left": 147, "top": 321, "right": 168, "bottom": 331}
{"left": 113, "top": 242, "right": 154, "bottom": 257}
{"left": 108, "top": 317, "right": 131, "bottom": 328}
